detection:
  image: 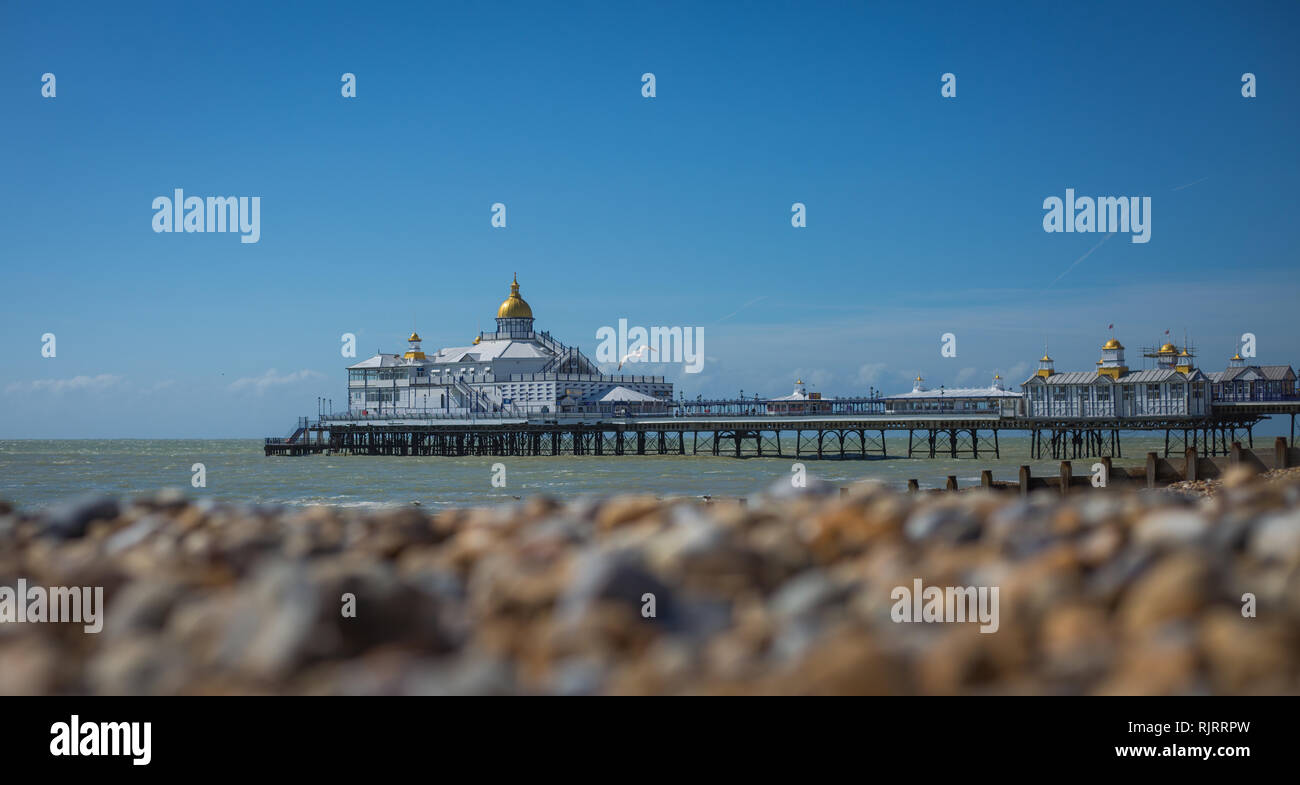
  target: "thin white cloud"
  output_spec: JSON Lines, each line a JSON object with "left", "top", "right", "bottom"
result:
{"left": 856, "top": 362, "right": 887, "bottom": 385}
{"left": 229, "top": 369, "right": 325, "bottom": 394}
{"left": 4, "top": 374, "right": 125, "bottom": 395}
{"left": 954, "top": 367, "right": 978, "bottom": 384}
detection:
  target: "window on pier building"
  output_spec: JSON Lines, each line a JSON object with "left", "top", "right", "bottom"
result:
{"left": 1146, "top": 384, "right": 1161, "bottom": 402}
{"left": 1096, "top": 387, "right": 1110, "bottom": 401}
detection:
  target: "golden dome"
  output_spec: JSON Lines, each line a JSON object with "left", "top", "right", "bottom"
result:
{"left": 1158, "top": 342, "right": 1176, "bottom": 353}
{"left": 497, "top": 273, "right": 533, "bottom": 319}
{"left": 1179, "top": 349, "right": 1190, "bottom": 357}
{"left": 472, "top": 335, "right": 481, "bottom": 345}
{"left": 1102, "top": 338, "right": 1124, "bottom": 350}
{"left": 1232, "top": 353, "right": 1242, "bottom": 361}
{"left": 408, "top": 332, "right": 421, "bottom": 342}
{"left": 1040, "top": 355, "right": 1053, "bottom": 363}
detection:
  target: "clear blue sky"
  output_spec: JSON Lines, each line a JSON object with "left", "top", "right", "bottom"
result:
{"left": 2, "top": 1, "right": 1298, "bottom": 437}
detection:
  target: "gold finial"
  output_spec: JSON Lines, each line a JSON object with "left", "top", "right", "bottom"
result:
{"left": 497, "top": 273, "right": 533, "bottom": 319}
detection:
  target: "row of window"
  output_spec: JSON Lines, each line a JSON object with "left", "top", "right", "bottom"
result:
{"left": 1031, "top": 383, "right": 1203, "bottom": 400}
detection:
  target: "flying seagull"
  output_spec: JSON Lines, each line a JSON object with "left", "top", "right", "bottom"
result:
{"left": 617, "top": 344, "right": 657, "bottom": 370}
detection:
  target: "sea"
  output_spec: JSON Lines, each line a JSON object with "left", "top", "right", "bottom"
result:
{"left": 0, "top": 435, "right": 1190, "bottom": 511}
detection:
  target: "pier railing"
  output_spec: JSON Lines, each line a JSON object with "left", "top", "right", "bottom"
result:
{"left": 319, "top": 410, "right": 530, "bottom": 423}
{"left": 670, "top": 397, "right": 887, "bottom": 417}
{"left": 1212, "top": 391, "right": 1300, "bottom": 402}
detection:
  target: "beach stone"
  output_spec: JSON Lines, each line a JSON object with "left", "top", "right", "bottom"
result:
{"left": 1096, "top": 627, "right": 1200, "bottom": 695}
{"left": 1040, "top": 603, "right": 1114, "bottom": 680}
{"left": 904, "top": 505, "right": 982, "bottom": 544}
{"left": 0, "top": 637, "right": 60, "bottom": 695}
{"left": 1119, "top": 554, "right": 1210, "bottom": 635}
{"left": 40, "top": 494, "right": 120, "bottom": 539}
{"left": 105, "top": 579, "right": 182, "bottom": 638}
{"left": 558, "top": 549, "right": 679, "bottom": 631}
{"left": 1133, "top": 509, "right": 1208, "bottom": 547}
{"left": 136, "top": 487, "right": 188, "bottom": 511}
{"left": 1222, "top": 465, "right": 1258, "bottom": 489}
{"left": 1249, "top": 509, "right": 1300, "bottom": 562}
{"left": 769, "top": 570, "right": 849, "bottom": 621}
{"left": 774, "top": 628, "right": 906, "bottom": 695}
{"left": 551, "top": 657, "right": 609, "bottom": 696}
{"left": 1199, "top": 609, "right": 1293, "bottom": 691}
{"left": 88, "top": 636, "right": 189, "bottom": 695}
{"left": 595, "top": 496, "right": 663, "bottom": 531}
{"left": 105, "top": 515, "right": 163, "bottom": 554}
{"left": 219, "top": 563, "right": 323, "bottom": 679}
{"left": 403, "top": 655, "right": 517, "bottom": 696}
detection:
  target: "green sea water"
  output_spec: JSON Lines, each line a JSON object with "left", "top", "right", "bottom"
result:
{"left": 0, "top": 436, "right": 1191, "bottom": 510}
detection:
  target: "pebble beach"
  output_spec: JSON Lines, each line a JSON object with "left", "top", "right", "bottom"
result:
{"left": 2, "top": 468, "right": 1299, "bottom": 695}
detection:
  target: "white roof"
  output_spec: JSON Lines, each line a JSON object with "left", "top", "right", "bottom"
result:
{"left": 348, "top": 354, "right": 406, "bottom": 369}
{"left": 886, "top": 386, "right": 1022, "bottom": 400}
{"left": 771, "top": 391, "right": 813, "bottom": 401}
{"left": 429, "top": 339, "right": 551, "bottom": 364}
{"left": 1022, "top": 367, "right": 1210, "bottom": 386}
{"left": 595, "top": 386, "right": 660, "bottom": 403}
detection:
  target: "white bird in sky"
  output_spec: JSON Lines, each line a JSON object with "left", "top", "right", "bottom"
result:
{"left": 618, "top": 344, "right": 657, "bottom": 370}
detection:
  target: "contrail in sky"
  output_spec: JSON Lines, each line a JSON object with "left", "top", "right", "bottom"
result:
{"left": 1044, "top": 234, "right": 1111, "bottom": 291}
{"left": 715, "top": 296, "right": 768, "bottom": 324}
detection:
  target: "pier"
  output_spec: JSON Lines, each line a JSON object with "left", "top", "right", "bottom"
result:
{"left": 265, "top": 401, "right": 1300, "bottom": 459}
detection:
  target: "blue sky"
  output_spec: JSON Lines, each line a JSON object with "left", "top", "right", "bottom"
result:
{"left": 2, "top": 1, "right": 1298, "bottom": 437}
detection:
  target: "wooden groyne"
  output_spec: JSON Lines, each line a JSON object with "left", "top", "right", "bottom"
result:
{"left": 906, "top": 437, "right": 1300, "bottom": 495}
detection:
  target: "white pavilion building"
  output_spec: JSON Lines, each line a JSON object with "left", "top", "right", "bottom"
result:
{"left": 345, "top": 275, "right": 673, "bottom": 417}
